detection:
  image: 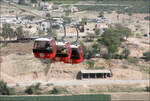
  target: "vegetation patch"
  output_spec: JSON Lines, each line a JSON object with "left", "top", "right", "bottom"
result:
{"left": 49, "top": 87, "right": 68, "bottom": 94}
{"left": 0, "top": 81, "right": 16, "bottom": 95}
{"left": 144, "top": 16, "right": 150, "bottom": 21}
{"left": 127, "top": 57, "right": 139, "bottom": 64}
{"left": 142, "top": 52, "right": 150, "bottom": 61}
{"left": 25, "top": 83, "right": 41, "bottom": 95}
{"left": 0, "top": 94, "right": 111, "bottom": 101}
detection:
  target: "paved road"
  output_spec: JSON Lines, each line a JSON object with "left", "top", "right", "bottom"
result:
{"left": 61, "top": 3, "right": 131, "bottom": 7}
{"left": 7, "top": 79, "right": 149, "bottom": 87}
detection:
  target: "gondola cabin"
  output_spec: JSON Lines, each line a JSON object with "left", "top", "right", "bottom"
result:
{"left": 52, "top": 42, "right": 71, "bottom": 63}
{"left": 33, "top": 38, "right": 56, "bottom": 59}
{"left": 65, "top": 44, "right": 83, "bottom": 64}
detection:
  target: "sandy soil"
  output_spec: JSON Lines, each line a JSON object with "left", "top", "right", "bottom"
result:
{"left": 1, "top": 42, "right": 149, "bottom": 84}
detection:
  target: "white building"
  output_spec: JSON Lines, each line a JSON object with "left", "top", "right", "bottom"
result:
{"left": 0, "top": 16, "right": 21, "bottom": 24}
{"left": 40, "top": 2, "right": 53, "bottom": 10}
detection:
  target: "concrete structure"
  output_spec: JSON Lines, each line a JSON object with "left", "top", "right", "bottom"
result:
{"left": 79, "top": 70, "right": 112, "bottom": 79}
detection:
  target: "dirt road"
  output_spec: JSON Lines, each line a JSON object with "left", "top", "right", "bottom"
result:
{"left": 7, "top": 79, "right": 149, "bottom": 87}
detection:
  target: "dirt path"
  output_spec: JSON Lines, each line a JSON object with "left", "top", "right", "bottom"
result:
{"left": 7, "top": 79, "right": 149, "bottom": 87}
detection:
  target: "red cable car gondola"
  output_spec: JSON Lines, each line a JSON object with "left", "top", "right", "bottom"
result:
{"left": 65, "top": 25, "right": 84, "bottom": 64}
{"left": 52, "top": 23, "right": 72, "bottom": 63}
{"left": 52, "top": 41, "right": 71, "bottom": 63}
{"left": 33, "top": 38, "right": 56, "bottom": 59}
{"left": 65, "top": 44, "right": 83, "bottom": 64}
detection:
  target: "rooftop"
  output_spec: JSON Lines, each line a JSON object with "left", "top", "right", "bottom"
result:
{"left": 81, "top": 70, "right": 111, "bottom": 74}
{"left": 35, "top": 38, "right": 52, "bottom": 41}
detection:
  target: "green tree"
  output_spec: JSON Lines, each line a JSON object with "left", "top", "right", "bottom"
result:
{"left": 61, "top": 17, "right": 72, "bottom": 40}
{"left": 31, "top": 0, "right": 37, "bottom": 3}
{"left": 24, "top": 15, "right": 35, "bottom": 21}
{"left": 122, "top": 48, "right": 130, "bottom": 59}
{"left": 80, "top": 41, "right": 87, "bottom": 59}
{"left": 92, "top": 43, "right": 100, "bottom": 51}
{"left": 65, "top": 10, "right": 71, "bottom": 16}
{"left": 16, "top": 26, "right": 24, "bottom": 40}
{"left": 0, "top": 80, "right": 15, "bottom": 95}
{"left": 115, "top": 24, "right": 132, "bottom": 40}
{"left": 18, "top": 0, "right": 25, "bottom": 5}
{"left": 2, "top": 23, "right": 15, "bottom": 40}
{"left": 50, "top": 88, "right": 59, "bottom": 94}
{"left": 8, "top": 28, "right": 15, "bottom": 40}
{"left": 63, "top": 17, "right": 71, "bottom": 25}
{"left": 46, "top": 13, "right": 53, "bottom": 36}
{"left": 25, "top": 83, "right": 41, "bottom": 95}
{"left": 86, "top": 32, "right": 94, "bottom": 42}
{"left": 95, "top": 27, "right": 100, "bottom": 35}
{"left": 81, "top": 17, "right": 87, "bottom": 25}
{"left": 86, "top": 43, "right": 100, "bottom": 59}
{"left": 98, "top": 28, "right": 121, "bottom": 58}
{"left": 98, "top": 11, "right": 104, "bottom": 18}
{"left": 143, "top": 52, "right": 150, "bottom": 61}
{"left": 2, "top": 23, "right": 9, "bottom": 40}
{"left": 87, "top": 60, "right": 95, "bottom": 69}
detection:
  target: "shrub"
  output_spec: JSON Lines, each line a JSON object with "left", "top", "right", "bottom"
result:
{"left": 127, "top": 57, "right": 139, "bottom": 64}
{"left": 146, "top": 86, "right": 150, "bottom": 92}
{"left": 143, "top": 52, "right": 150, "bottom": 61}
{"left": 87, "top": 60, "right": 95, "bottom": 69}
{"left": 86, "top": 48, "right": 98, "bottom": 59}
{"left": 2, "top": 43, "right": 7, "bottom": 48}
{"left": 50, "top": 88, "right": 59, "bottom": 94}
{"left": 122, "top": 48, "right": 130, "bottom": 59}
{"left": 49, "top": 87, "right": 68, "bottom": 94}
{"left": 122, "top": 65, "right": 128, "bottom": 69}
{"left": 136, "top": 33, "right": 141, "bottom": 38}
{"left": 112, "top": 54, "right": 120, "bottom": 59}
{"left": 144, "top": 16, "right": 150, "bottom": 21}
{"left": 25, "top": 86, "right": 34, "bottom": 94}
{"left": 0, "top": 80, "right": 15, "bottom": 95}
{"left": 46, "top": 83, "right": 54, "bottom": 86}
{"left": 103, "top": 53, "right": 110, "bottom": 59}
{"left": 95, "top": 66, "right": 105, "bottom": 69}
{"left": 25, "top": 83, "right": 41, "bottom": 95}
{"left": 80, "top": 41, "right": 87, "bottom": 59}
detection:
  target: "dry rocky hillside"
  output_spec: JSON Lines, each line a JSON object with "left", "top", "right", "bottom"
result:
{"left": 1, "top": 38, "right": 149, "bottom": 84}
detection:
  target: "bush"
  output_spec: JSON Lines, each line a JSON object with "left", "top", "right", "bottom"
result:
{"left": 136, "top": 33, "right": 141, "bottom": 38}
{"left": 146, "top": 86, "right": 150, "bottom": 92}
{"left": 95, "top": 66, "right": 105, "bottom": 69}
{"left": 80, "top": 41, "right": 87, "bottom": 59}
{"left": 103, "top": 53, "right": 110, "bottom": 59}
{"left": 127, "top": 57, "right": 139, "bottom": 64}
{"left": 144, "top": 16, "right": 150, "bottom": 21}
{"left": 25, "top": 83, "right": 41, "bottom": 95}
{"left": 122, "top": 65, "right": 128, "bottom": 69}
{"left": 50, "top": 88, "right": 59, "bottom": 94}
{"left": 86, "top": 48, "right": 98, "bottom": 59}
{"left": 122, "top": 48, "right": 130, "bottom": 59}
{"left": 49, "top": 87, "right": 68, "bottom": 94}
{"left": 112, "top": 54, "right": 120, "bottom": 59}
{"left": 0, "top": 80, "right": 15, "bottom": 95}
{"left": 2, "top": 43, "right": 7, "bottom": 48}
{"left": 143, "top": 52, "right": 150, "bottom": 61}
{"left": 87, "top": 60, "right": 95, "bottom": 69}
